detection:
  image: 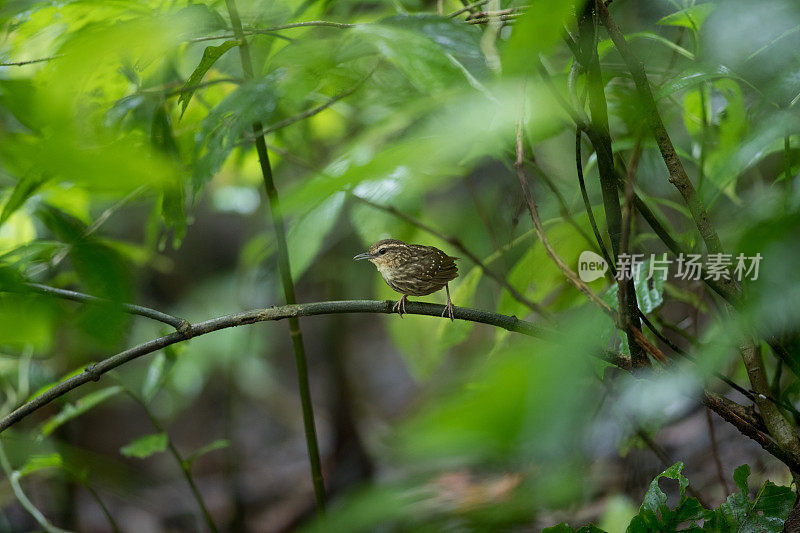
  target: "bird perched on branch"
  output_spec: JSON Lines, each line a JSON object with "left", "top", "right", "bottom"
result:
{"left": 354, "top": 238, "right": 459, "bottom": 321}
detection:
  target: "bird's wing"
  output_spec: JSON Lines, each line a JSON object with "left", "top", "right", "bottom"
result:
{"left": 405, "top": 246, "right": 458, "bottom": 283}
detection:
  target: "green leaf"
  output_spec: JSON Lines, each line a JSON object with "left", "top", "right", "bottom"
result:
{"left": 40, "top": 386, "right": 123, "bottom": 436}
{"left": 598, "top": 33, "right": 695, "bottom": 61}
{"left": 185, "top": 439, "right": 230, "bottom": 465}
{"left": 0, "top": 292, "right": 58, "bottom": 351}
{"left": 27, "top": 365, "right": 87, "bottom": 403}
{"left": 657, "top": 3, "right": 716, "bottom": 30}
{"left": 120, "top": 432, "right": 168, "bottom": 459}
{"left": 284, "top": 81, "right": 560, "bottom": 213}
{"left": 288, "top": 192, "right": 346, "bottom": 280}
{"left": 704, "top": 464, "right": 794, "bottom": 531}
{"left": 381, "top": 14, "right": 487, "bottom": 80}
{"left": 503, "top": 0, "right": 580, "bottom": 74}
{"left": 626, "top": 462, "right": 708, "bottom": 530}
{"left": 179, "top": 41, "right": 238, "bottom": 118}
{"left": 351, "top": 24, "right": 463, "bottom": 93}
{"left": 194, "top": 71, "right": 283, "bottom": 190}
{"left": 0, "top": 173, "right": 48, "bottom": 228}
{"left": 733, "top": 464, "right": 750, "bottom": 495}
{"left": 655, "top": 66, "right": 735, "bottom": 101}
{"left": 708, "top": 111, "right": 796, "bottom": 194}
{"left": 17, "top": 453, "right": 63, "bottom": 478}
{"left": 602, "top": 259, "right": 666, "bottom": 315}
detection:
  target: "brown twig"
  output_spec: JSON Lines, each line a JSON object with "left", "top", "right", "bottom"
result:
{"left": 740, "top": 342, "right": 800, "bottom": 470}
{"left": 447, "top": 0, "right": 491, "bottom": 17}
{"left": 0, "top": 56, "right": 60, "bottom": 67}
{"left": 523, "top": 157, "right": 599, "bottom": 253}
{"left": 705, "top": 407, "right": 730, "bottom": 495}
{"left": 465, "top": 8, "right": 524, "bottom": 20}
{"left": 514, "top": 115, "right": 616, "bottom": 318}
{"left": 703, "top": 392, "right": 800, "bottom": 473}
{"left": 515, "top": 93, "right": 666, "bottom": 363}
{"left": 465, "top": 13, "right": 521, "bottom": 24}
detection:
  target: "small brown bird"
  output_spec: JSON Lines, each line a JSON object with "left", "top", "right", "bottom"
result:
{"left": 354, "top": 238, "right": 459, "bottom": 321}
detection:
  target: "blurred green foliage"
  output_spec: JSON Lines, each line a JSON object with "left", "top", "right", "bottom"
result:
{"left": 0, "top": 0, "right": 799, "bottom": 529}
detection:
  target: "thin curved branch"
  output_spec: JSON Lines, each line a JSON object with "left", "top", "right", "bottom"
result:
{"left": 0, "top": 299, "right": 548, "bottom": 434}
{"left": 447, "top": 0, "right": 490, "bottom": 17}
{"left": 190, "top": 21, "right": 359, "bottom": 43}
{"left": 25, "top": 283, "right": 189, "bottom": 332}
{"left": 238, "top": 67, "right": 375, "bottom": 145}
{"left": 0, "top": 56, "right": 60, "bottom": 67}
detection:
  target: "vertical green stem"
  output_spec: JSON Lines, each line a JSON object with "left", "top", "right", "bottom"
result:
{"left": 0, "top": 443, "right": 70, "bottom": 533}
{"left": 128, "top": 392, "right": 218, "bottom": 532}
{"left": 698, "top": 85, "right": 708, "bottom": 193}
{"left": 578, "top": 2, "right": 646, "bottom": 368}
{"left": 222, "top": 0, "right": 326, "bottom": 512}
{"left": 80, "top": 481, "right": 120, "bottom": 533}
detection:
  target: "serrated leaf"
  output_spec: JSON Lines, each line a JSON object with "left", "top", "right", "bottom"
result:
{"left": 705, "top": 464, "right": 793, "bottom": 530}
{"left": 629, "top": 462, "right": 708, "bottom": 529}
{"left": 120, "top": 432, "right": 168, "bottom": 459}
{"left": 186, "top": 439, "right": 229, "bottom": 465}
{"left": 179, "top": 40, "right": 238, "bottom": 117}
{"left": 40, "top": 386, "right": 123, "bottom": 436}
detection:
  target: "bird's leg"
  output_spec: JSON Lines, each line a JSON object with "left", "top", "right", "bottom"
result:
{"left": 442, "top": 284, "right": 455, "bottom": 322}
{"left": 392, "top": 294, "right": 408, "bottom": 318}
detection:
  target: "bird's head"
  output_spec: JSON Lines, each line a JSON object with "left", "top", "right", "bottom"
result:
{"left": 353, "top": 239, "right": 409, "bottom": 269}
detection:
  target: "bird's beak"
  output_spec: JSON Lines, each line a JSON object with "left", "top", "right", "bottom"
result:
{"left": 353, "top": 252, "right": 373, "bottom": 261}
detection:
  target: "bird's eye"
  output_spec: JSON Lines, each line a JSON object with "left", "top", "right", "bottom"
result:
{"left": 379, "top": 248, "right": 387, "bottom": 255}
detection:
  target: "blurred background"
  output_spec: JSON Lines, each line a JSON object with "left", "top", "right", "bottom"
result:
{"left": 1, "top": 0, "right": 799, "bottom": 530}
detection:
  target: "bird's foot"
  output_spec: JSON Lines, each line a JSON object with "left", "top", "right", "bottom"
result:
{"left": 442, "top": 299, "right": 455, "bottom": 322}
{"left": 392, "top": 295, "right": 408, "bottom": 318}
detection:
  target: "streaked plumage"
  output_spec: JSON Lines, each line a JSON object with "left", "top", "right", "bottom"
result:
{"left": 354, "top": 238, "right": 459, "bottom": 320}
